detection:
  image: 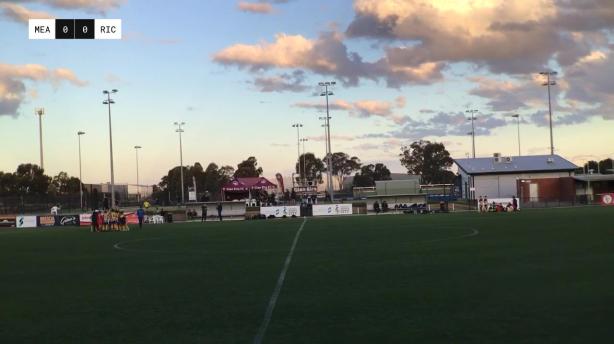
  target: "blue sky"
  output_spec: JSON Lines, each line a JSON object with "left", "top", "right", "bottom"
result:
{"left": 1, "top": 0, "right": 613, "bottom": 186}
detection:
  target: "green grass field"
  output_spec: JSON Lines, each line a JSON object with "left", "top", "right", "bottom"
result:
{"left": 1, "top": 207, "right": 613, "bottom": 343}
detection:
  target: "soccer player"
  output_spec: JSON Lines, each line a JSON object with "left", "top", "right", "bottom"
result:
{"left": 217, "top": 203, "right": 223, "bottom": 221}
{"left": 478, "top": 196, "right": 483, "bottom": 213}
{"left": 91, "top": 210, "right": 98, "bottom": 232}
{"left": 201, "top": 204, "right": 207, "bottom": 222}
{"left": 137, "top": 206, "right": 145, "bottom": 228}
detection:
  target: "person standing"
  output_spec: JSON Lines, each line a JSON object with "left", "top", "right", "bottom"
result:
{"left": 50, "top": 204, "right": 60, "bottom": 215}
{"left": 478, "top": 196, "right": 483, "bottom": 213}
{"left": 136, "top": 206, "right": 145, "bottom": 229}
{"left": 216, "top": 203, "right": 223, "bottom": 221}
{"left": 91, "top": 210, "right": 98, "bottom": 232}
{"left": 201, "top": 204, "right": 208, "bottom": 222}
{"left": 512, "top": 196, "right": 518, "bottom": 212}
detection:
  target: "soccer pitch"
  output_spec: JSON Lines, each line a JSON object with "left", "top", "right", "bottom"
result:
{"left": 1, "top": 207, "right": 613, "bottom": 343}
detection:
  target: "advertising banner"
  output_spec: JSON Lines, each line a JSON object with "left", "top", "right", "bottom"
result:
{"left": 0, "top": 215, "right": 17, "bottom": 228}
{"left": 16, "top": 216, "right": 37, "bottom": 228}
{"left": 57, "top": 215, "right": 80, "bottom": 226}
{"left": 312, "top": 204, "right": 353, "bottom": 216}
{"left": 79, "top": 213, "right": 92, "bottom": 226}
{"left": 37, "top": 215, "right": 56, "bottom": 227}
{"left": 260, "top": 206, "right": 300, "bottom": 218}
{"left": 125, "top": 213, "right": 139, "bottom": 224}
{"left": 601, "top": 193, "right": 614, "bottom": 206}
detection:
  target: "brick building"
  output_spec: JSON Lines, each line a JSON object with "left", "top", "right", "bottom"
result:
{"left": 454, "top": 154, "right": 578, "bottom": 202}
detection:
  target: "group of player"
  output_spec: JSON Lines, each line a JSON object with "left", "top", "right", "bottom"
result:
{"left": 90, "top": 209, "right": 130, "bottom": 232}
{"left": 478, "top": 196, "right": 519, "bottom": 213}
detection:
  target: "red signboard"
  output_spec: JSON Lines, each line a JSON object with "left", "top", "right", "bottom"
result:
{"left": 601, "top": 193, "right": 614, "bottom": 206}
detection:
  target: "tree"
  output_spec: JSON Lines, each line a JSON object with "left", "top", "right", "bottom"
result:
{"left": 234, "top": 156, "right": 263, "bottom": 177}
{"left": 295, "top": 153, "right": 325, "bottom": 183}
{"left": 353, "top": 163, "right": 392, "bottom": 187}
{"left": 14, "top": 163, "right": 50, "bottom": 194}
{"left": 599, "top": 158, "right": 614, "bottom": 174}
{"left": 325, "top": 152, "right": 361, "bottom": 188}
{"left": 399, "top": 140, "right": 455, "bottom": 184}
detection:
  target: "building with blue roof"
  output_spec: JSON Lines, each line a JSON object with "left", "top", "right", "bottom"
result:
{"left": 454, "top": 154, "right": 578, "bottom": 202}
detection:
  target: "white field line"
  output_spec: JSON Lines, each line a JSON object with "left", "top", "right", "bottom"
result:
{"left": 253, "top": 217, "right": 307, "bottom": 344}
{"left": 113, "top": 237, "right": 162, "bottom": 251}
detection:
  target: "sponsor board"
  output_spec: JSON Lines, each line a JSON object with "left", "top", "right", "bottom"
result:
{"left": 125, "top": 213, "right": 139, "bottom": 224}
{"left": 601, "top": 193, "right": 614, "bottom": 206}
{"left": 0, "top": 215, "right": 17, "bottom": 227}
{"left": 16, "top": 216, "right": 37, "bottom": 228}
{"left": 57, "top": 215, "right": 80, "bottom": 226}
{"left": 37, "top": 215, "right": 56, "bottom": 227}
{"left": 260, "top": 206, "right": 300, "bottom": 218}
{"left": 80, "top": 213, "right": 92, "bottom": 226}
{"left": 312, "top": 204, "right": 353, "bottom": 216}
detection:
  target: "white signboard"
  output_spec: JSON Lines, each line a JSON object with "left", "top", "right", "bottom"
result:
{"left": 16, "top": 216, "right": 37, "bottom": 228}
{"left": 80, "top": 213, "right": 92, "bottom": 226}
{"left": 188, "top": 191, "right": 197, "bottom": 201}
{"left": 312, "top": 204, "right": 353, "bottom": 216}
{"left": 260, "top": 206, "right": 300, "bottom": 217}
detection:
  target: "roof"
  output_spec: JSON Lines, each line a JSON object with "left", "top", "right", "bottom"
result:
{"left": 573, "top": 174, "right": 614, "bottom": 182}
{"left": 221, "top": 177, "right": 277, "bottom": 191}
{"left": 454, "top": 155, "right": 578, "bottom": 176}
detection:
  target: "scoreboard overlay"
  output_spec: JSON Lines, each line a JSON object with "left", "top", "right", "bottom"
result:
{"left": 29, "top": 19, "right": 122, "bottom": 40}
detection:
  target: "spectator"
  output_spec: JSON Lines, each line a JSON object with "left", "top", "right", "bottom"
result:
{"left": 201, "top": 204, "right": 207, "bottom": 222}
{"left": 136, "top": 206, "right": 145, "bottom": 228}
{"left": 373, "top": 201, "right": 381, "bottom": 214}
{"left": 217, "top": 203, "right": 223, "bottom": 221}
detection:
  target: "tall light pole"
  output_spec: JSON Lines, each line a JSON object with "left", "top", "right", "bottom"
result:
{"left": 134, "top": 145, "right": 142, "bottom": 202}
{"left": 509, "top": 114, "right": 521, "bottom": 156}
{"left": 319, "top": 81, "right": 335, "bottom": 201}
{"left": 102, "top": 89, "right": 118, "bottom": 208}
{"left": 466, "top": 109, "right": 478, "bottom": 158}
{"left": 77, "top": 131, "right": 85, "bottom": 209}
{"left": 540, "top": 71, "right": 557, "bottom": 155}
{"left": 35, "top": 108, "right": 45, "bottom": 170}
{"left": 300, "top": 138, "right": 308, "bottom": 183}
{"left": 174, "top": 122, "right": 185, "bottom": 205}
{"left": 292, "top": 123, "right": 303, "bottom": 183}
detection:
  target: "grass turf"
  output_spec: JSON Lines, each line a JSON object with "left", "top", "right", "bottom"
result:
{"left": 1, "top": 207, "right": 613, "bottom": 343}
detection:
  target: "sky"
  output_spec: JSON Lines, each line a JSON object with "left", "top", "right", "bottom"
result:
{"left": 1, "top": 0, "right": 613, "bottom": 186}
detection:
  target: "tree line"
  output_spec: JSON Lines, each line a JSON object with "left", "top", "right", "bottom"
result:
{"left": 0, "top": 163, "right": 82, "bottom": 197}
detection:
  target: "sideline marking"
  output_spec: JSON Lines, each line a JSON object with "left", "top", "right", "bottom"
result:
{"left": 253, "top": 217, "right": 307, "bottom": 344}
{"left": 113, "top": 237, "right": 162, "bottom": 251}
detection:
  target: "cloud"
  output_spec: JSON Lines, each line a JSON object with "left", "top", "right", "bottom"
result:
{"left": 0, "top": 0, "right": 126, "bottom": 14}
{"left": 237, "top": 1, "right": 273, "bottom": 14}
{"left": 294, "top": 96, "right": 409, "bottom": 124}
{"left": 345, "top": 0, "right": 611, "bottom": 74}
{"left": 213, "top": 31, "right": 444, "bottom": 87}
{"left": 0, "top": 3, "right": 52, "bottom": 23}
{"left": 0, "top": 63, "right": 87, "bottom": 117}
{"left": 359, "top": 111, "right": 508, "bottom": 140}
{"left": 250, "top": 70, "right": 308, "bottom": 92}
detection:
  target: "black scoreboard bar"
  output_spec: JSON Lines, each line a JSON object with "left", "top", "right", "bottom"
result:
{"left": 29, "top": 19, "right": 121, "bottom": 40}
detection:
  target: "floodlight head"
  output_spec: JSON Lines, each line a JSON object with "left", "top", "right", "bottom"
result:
{"left": 331, "top": 81, "right": 336, "bottom": 85}
{"left": 511, "top": 114, "right": 520, "bottom": 118}
{"left": 35, "top": 108, "right": 44, "bottom": 116}
{"left": 77, "top": 131, "right": 85, "bottom": 135}
{"left": 103, "top": 90, "right": 109, "bottom": 94}
{"left": 112, "top": 89, "right": 118, "bottom": 93}
{"left": 318, "top": 82, "right": 325, "bottom": 86}
{"left": 134, "top": 145, "right": 142, "bottom": 149}
{"left": 103, "top": 100, "right": 109, "bottom": 105}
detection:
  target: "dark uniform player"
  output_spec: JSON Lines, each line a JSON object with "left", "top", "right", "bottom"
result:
{"left": 136, "top": 207, "right": 145, "bottom": 228}
{"left": 217, "top": 203, "right": 223, "bottom": 221}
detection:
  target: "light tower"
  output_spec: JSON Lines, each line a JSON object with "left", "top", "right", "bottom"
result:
{"left": 134, "top": 145, "right": 142, "bottom": 202}
{"left": 77, "top": 131, "right": 85, "bottom": 209}
{"left": 35, "top": 108, "right": 45, "bottom": 170}
{"left": 292, "top": 123, "right": 303, "bottom": 183}
{"left": 540, "top": 71, "right": 557, "bottom": 155}
{"left": 300, "top": 138, "right": 308, "bottom": 183}
{"left": 466, "top": 109, "right": 478, "bottom": 158}
{"left": 174, "top": 122, "right": 186, "bottom": 204}
{"left": 102, "top": 89, "right": 118, "bottom": 208}
{"left": 319, "top": 81, "right": 335, "bottom": 201}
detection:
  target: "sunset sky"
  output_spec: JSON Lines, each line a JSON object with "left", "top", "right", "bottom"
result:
{"left": 1, "top": 0, "right": 613, "bottom": 186}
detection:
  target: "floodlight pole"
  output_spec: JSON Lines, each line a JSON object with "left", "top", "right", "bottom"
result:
{"left": 134, "top": 145, "right": 142, "bottom": 202}
{"left": 466, "top": 109, "right": 478, "bottom": 158}
{"left": 35, "top": 108, "right": 45, "bottom": 170}
{"left": 174, "top": 122, "right": 186, "bottom": 205}
{"left": 292, "top": 123, "right": 303, "bottom": 183}
{"left": 300, "top": 138, "right": 308, "bottom": 183}
{"left": 509, "top": 114, "right": 521, "bottom": 156}
{"left": 320, "top": 81, "right": 336, "bottom": 201}
{"left": 103, "top": 89, "right": 118, "bottom": 208}
{"left": 540, "top": 71, "right": 557, "bottom": 155}
{"left": 77, "top": 131, "right": 85, "bottom": 209}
